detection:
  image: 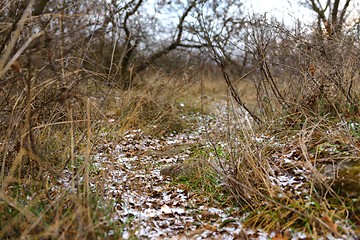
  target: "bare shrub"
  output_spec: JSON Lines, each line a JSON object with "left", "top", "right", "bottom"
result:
{"left": 194, "top": 4, "right": 360, "bottom": 235}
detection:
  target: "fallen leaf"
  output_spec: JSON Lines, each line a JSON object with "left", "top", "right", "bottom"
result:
{"left": 188, "top": 228, "right": 205, "bottom": 237}
{"left": 204, "top": 223, "right": 216, "bottom": 231}
{"left": 322, "top": 215, "right": 339, "bottom": 235}
{"left": 272, "top": 231, "right": 289, "bottom": 240}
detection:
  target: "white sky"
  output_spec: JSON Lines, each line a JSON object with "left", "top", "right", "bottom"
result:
{"left": 243, "top": 0, "right": 360, "bottom": 26}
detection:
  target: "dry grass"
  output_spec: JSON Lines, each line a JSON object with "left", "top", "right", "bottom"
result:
{"left": 1, "top": 2, "right": 359, "bottom": 239}
{"left": 1, "top": 66, "right": 359, "bottom": 238}
{"left": 176, "top": 48, "right": 360, "bottom": 236}
{"left": 201, "top": 95, "right": 360, "bottom": 236}
{"left": 1, "top": 12, "right": 360, "bottom": 238}
{"left": 0, "top": 70, "right": 195, "bottom": 239}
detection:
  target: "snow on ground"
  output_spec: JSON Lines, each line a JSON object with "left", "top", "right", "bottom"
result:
{"left": 55, "top": 102, "right": 358, "bottom": 239}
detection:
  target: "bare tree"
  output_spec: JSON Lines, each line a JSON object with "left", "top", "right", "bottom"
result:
{"left": 305, "top": 0, "right": 351, "bottom": 37}
{"left": 87, "top": 0, "right": 208, "bottom": 89}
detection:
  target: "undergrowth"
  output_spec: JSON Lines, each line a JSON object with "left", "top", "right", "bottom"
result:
{"left": 170, "top": 145, "right": 232, "bottom": 206}
{"left": 195, "top": 96, "right": 360, "bottom": 237}
{"left": 0, "top": 72, "right": 194, "bottom": 239}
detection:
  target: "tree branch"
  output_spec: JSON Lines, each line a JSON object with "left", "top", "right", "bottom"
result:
{"left": 0, "top": 0, "right": 36, "bottom": 78}
{"left": 135, "top": 1, "right": 198, "bottom": 73}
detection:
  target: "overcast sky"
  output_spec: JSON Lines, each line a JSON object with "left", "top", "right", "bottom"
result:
{"left": 243, "top": 0, "right": 360, "bottom": 26}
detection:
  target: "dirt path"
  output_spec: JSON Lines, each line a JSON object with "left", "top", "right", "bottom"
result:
{"left": 90, "top": 105, "right": 265, "bottom": 239}
{"left": 57, "top": 102, "right": 357, "bottom": 239}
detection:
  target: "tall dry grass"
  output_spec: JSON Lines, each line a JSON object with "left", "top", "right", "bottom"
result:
{"left": 198, "top": 26, "right": 360, "bottom": 236}
{"left": 0, "top": 64, "right": 194, "bottom": 238}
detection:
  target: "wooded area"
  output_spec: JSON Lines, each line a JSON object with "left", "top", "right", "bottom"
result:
{"left": 1, "top": 0, "right": 360, "bottom": 239}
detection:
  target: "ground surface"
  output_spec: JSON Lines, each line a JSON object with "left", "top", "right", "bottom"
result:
{"left": 56, "top": 101, "right": 358, "bottom": 240}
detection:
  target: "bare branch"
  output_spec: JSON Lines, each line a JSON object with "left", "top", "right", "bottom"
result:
{"left": 135, "top": 1, "right": 198, "bottom": 74}
{"left": 0, "top": 0, "right": 36, "bottom": 74}
{"left": 0, "top": 31, "right": 44, "bottom": 80}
